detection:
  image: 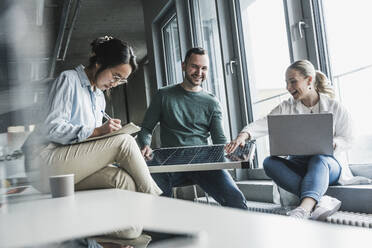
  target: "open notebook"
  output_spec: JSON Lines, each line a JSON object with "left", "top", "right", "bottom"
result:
{"left": 74, "top": 122, "right": 141, "bottom": 144}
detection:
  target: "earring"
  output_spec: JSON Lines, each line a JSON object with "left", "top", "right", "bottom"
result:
{"left": 308, "top": 85, "right": 312, "bottom": 90}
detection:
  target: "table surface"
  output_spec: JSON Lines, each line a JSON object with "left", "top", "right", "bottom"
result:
{"left": 1, "top": 189, "right": 371, "bottom": 248}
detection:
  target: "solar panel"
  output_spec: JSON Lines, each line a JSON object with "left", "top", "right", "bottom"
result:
{"left": 146, "top": 142, "right": 256, "bottom": 173}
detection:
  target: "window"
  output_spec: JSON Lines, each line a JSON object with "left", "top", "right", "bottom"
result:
{"left": 190, "top": 0, "right": 231, "bottom": 140}
{"left": 321, "top": 0, "right": 372, "bottom": 164}
{"left": 238, "top": 0, "right": 291, "bottom": 166}
{"left": 161, "top": 14, "right": 183, "bottom": 85}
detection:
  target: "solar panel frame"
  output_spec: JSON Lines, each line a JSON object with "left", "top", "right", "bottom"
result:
{"left": 146, "top": 142, "right": 256, "bottom": 173}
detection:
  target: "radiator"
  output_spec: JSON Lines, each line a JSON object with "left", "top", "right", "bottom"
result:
{"left": 196, "top": 198, "right": 372, "bottom": 228}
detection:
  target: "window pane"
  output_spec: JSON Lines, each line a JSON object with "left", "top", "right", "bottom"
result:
{"left": 239, "top": 0, "right": 291, "bottom": 166}
{"left": 322, "top": 0, "right": 372, "bottom": 164}
{"left": 191, "top": 0, "right": 230, "bottom": 140}
{"left": 162, "top": 16, "right": 183, "bottom": 85}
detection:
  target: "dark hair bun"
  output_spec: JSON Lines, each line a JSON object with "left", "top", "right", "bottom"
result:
{"left": 88, "top": 35, "right": 138, "bottom": 73}
{"left": 90, "top": 36, "right": 118, "bottom": 56}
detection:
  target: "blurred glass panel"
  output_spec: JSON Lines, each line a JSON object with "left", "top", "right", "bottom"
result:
{"left": 0, "top": 0, "right": 54, "bottom": 206}
{"left": 162, "top": 16, "right": 183, "bottom": 85}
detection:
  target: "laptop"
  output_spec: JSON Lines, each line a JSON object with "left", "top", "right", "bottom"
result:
{"left": 267, "top": 113, "right": 333, "bottom": 156}
{"left": 146, "top": 142, "right": 256, "bottom": 173}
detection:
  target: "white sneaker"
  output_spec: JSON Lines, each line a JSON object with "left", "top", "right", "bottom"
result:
{"left": 286, "top": 206, "right": 311, "bottom": 219}
{"left": 310, "top": 195, "right": 341, "bottom": 221}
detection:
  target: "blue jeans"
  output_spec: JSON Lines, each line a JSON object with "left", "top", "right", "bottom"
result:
{"left": 263, "top": 155, "right": 341, "bottom": 202}
{"left": 151, "top": 170, "right": 248, "bottom": 209}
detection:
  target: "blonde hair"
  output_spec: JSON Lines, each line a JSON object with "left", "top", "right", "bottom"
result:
{"left": 287, "top": 60, "right": 335, "bottom": 98}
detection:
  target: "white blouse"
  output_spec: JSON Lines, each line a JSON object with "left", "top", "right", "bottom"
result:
{"left": 241, "top": 93, "right": 369, "bottom": 185}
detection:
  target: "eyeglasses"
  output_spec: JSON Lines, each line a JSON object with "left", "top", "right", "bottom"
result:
{"left": 110, "top": 70, "right": 128, "bottom": 85}
{"left": 111, "top": 75, "right": 128, "bottom": 85}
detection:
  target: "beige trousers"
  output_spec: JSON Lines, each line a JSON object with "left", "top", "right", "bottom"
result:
{"left": 26, "top": 134, "right": 161, "bottom": 240}
{"left": 27, "top": 133, "right": 161, "bottom": 195}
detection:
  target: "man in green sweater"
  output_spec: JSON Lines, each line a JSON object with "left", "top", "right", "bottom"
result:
{"left": 137, "top": 47, "right": 247, "bottom": 209}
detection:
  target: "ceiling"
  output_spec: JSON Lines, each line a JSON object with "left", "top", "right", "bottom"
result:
{"left": 1, "top": 0, "right": 147, "bottom": 79}
{"left": 55, "top": 0, "right": 147, "bottom": 73}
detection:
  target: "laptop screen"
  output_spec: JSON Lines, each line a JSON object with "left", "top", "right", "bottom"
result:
{"left": 268, "top": 113, "right": 333, "bottom": 156}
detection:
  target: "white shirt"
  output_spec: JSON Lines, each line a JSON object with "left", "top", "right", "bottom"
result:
{"left": 40, "top": 65, "right": 105, "bottom": 145}
{"left": 241, "top": 94, "right": 369, "bottom": 185}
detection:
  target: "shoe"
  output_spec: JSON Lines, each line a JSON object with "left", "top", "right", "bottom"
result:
{"left": 286, "top": 206, "right": 311, "bottom": 219}
{"left": 310, "top": 195, "right": 341, "bottom": 221}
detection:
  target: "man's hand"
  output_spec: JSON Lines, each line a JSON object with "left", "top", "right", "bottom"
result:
{"left": 225, "top": 132, "right": 250, "bottom": 154}
{"left": 141, "top": 145, "right": 153, "bottom": 160}
{"left": 91, "top": 119, "right": 122, "bottom": 138}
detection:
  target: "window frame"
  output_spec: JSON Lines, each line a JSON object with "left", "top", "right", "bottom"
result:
{"left": 308, "top": 0, "right": 372, "bottom": 165}
{"left": 153, "top": 5, "right": 181, "bottom": 87}
{"left": 160, "top": 12, "right": 182, "bottom": 85}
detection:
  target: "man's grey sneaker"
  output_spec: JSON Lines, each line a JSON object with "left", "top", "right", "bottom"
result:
{"left": 310, "top": 195, "right": 341, "bottom": 221}
{"left": 286, "top": 206, "right": 311, "bottom": 219}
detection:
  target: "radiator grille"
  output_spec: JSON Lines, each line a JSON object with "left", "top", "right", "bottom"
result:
{"left": 196, "top": 198, "right": 372, "bottom": 228}
{"left": 327, "top": 211, "right": 372, "bottom": 228}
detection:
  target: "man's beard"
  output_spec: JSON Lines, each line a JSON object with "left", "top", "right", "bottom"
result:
{"left": 185, "top": 73, "right": 204, "bottom": 87}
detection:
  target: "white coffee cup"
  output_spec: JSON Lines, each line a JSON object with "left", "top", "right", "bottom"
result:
{"left": 49, "top": 174, "right": 74, "bottom": 198}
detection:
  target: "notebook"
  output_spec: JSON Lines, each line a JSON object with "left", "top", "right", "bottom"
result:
{"left": 74, "top": 122, "right": 140, "bottom": 144}
{"left": 267, "top": 113, "right": 333, "bottom": 156}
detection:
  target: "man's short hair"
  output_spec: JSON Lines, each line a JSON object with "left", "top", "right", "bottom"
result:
{"left": 184, "top": 47, "right": 207, "bottom": 64}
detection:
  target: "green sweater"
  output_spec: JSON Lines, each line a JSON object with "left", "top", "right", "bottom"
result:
{"left": 137, "top": 84, "right": 227, "bottom": 148}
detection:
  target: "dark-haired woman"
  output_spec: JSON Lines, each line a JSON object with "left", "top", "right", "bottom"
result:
{"left": 24, "top": 36, "right": 162, "bottom": 201}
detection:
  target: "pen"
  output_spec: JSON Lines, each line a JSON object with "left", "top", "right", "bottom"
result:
{"left": 101, "top": 110, "right": 112, "bottom": 120}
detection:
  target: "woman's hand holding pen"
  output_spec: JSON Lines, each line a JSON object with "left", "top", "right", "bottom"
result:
{"left": 100, "top": 119, "right": 122, "bottom": 134}
{"left": 90, "top": 110, "right": 122, "bottom": 137}
{"left": 90, "top": 119, "right": 122, "bottom": 138}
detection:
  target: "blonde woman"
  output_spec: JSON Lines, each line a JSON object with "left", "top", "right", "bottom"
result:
{"left": 226, "top": 60, "right": 354, "bottom": 220}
